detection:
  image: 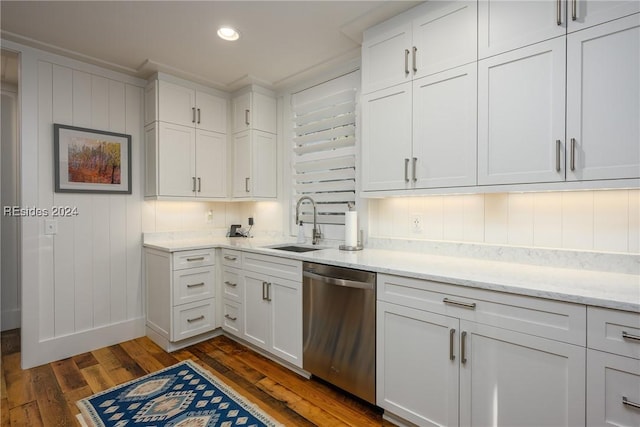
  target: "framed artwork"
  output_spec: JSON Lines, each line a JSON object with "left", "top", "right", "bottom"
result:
{"left": 54, "top": 123, "right": 132, "bottom": 194}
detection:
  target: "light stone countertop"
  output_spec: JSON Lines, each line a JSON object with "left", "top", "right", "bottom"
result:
{"left": 143, "top": 235, "right": 640, "bottom": 313}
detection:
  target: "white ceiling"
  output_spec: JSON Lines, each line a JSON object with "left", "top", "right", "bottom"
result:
{"left": 1, "top": 1, "right": 420, "bottom": 91}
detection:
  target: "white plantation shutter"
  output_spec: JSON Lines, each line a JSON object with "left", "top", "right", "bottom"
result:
{"left": 291, "top": 71, "right": 359, "bottom": 238}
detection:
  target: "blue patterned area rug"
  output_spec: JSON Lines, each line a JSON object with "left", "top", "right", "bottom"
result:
{"left": 76, "top": 359, "right": 281, "bottom": 427}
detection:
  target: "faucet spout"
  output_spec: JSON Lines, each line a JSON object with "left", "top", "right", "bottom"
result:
{"left": 296, "top": 196, "right": 321, "bottom": 245}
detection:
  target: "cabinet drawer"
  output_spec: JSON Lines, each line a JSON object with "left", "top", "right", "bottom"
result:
{"left": 588, "top": 307, "right": 640, "bottom": 359}
{"left": 172, "top": 248, "right": 215, "bottom": 270}
{"left": 222, "top": 267, "right": 243, "bottom": 302}
{"left": 222, "top": 249, "right": 242, "bottom": 268}
{"left": 222, "top": 300, "right": 243, "bottom": 337}
{"left": 172, "top": 266, "right": 215, "bottom": 306}
{"left": 587, "top": 349, "right": 640, "bottom": 427}
{"left": 171, "top": 298, "right": 216, "bottom": 342}
{"left": 378, "top": 273, "right": 586, "bottom": 345}
{"left": 242, "top": 252, "right": 302, "bottom": 282}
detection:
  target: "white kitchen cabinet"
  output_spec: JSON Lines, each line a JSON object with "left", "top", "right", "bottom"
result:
{"left": 362, "top": 1, "right": 477, "bottom": 94}
{"left": 146, "top": 122, "right": 227, "bottom": 198}
{"left": 231, "top": 130, "right": 277, "bottom": 198}
{"left": 241, "top": 252, "right": 302, "bottom": 367}
{"left": 586, "top": 307, "right": 640, "bottom": 427}
{"left": 376, "top": 273, "right": 587, "bottom": 427}
{"left": 144, "top": 74, "right": 228, "bottom": 199}
{"left": 459, "top": 321, "right": 586, "bottom": 427}
{"left": 377, "top": 301, "right": 459, "bottom": 427}
{"left": 221, "top": 250, "right": 244, "bottom": 338}
{"left": 566, "top": 14, "right": 640, "bottom": 181}
{"left": 361, "top": 83, "right": 413, "bottom": 191}
{"left": 148, "top": 79, "right": 227, "bottom": 134}
{"left": 144, "top": 247, "right": 217, "bottom": 352}
{"left": 567, "top": 0, "right": 640, "bottom": 32}
{"left": 478, "top": 37, "right": 566, "bottom": 185}
{"left": 412, "top": 64, "right": 477, "bottom": 188}
{"left": 232, "top": 90, "right": 277, "bottom": 134}
{"left": 478, "top": 0, "right": 567, "bottom": 60}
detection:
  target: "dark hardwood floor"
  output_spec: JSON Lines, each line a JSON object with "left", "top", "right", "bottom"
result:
{"left": 1, "top": 329, "right": 392, "bottom": 426}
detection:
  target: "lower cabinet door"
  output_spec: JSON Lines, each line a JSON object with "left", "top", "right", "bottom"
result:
{"left": 587, "top": 349, "right": 640, "bottom": 427}
{"left": 377, "top": 301, "right": 460, "bottom": 427}
{"left": 243, "top": 273, "right": 271, "bottom": 349}
{"left": 270, "top": 278, "right": 302, "bottom": 368}
{"left": 171, "top": 298, "right": 216, "bottom": 342}
{"left": 459, "top": 321, "right": 586, "bottom": 427}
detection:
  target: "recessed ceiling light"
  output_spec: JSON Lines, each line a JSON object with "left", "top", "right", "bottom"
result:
{"left": 217, "top": 26, "right": 240, "bottom": 41}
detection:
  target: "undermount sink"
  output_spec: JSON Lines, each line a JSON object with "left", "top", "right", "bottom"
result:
{"left": 265, "top": 244, "right": 325, "bottom": 253}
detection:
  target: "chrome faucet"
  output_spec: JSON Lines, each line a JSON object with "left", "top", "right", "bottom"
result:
{"left": 295, "top": 196, "right": 321, "bottom": 245}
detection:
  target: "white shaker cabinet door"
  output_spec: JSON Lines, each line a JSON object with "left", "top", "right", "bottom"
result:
{"left": 478, "top": 38, "right": 566, "bottom": 186}
{"left": 361, "top": 83, "right": 413, "bottom": 192}
{"left": 459, "top": 321, "right": 586, "bottom": 427}
{"left": 269, "top": 277, "right": 302, "bottom": 368}
{"left": 251, "top": 130, "right": 277, "bottom": 198}
{"left": 232, "top": 131, "right": 252, "bottom": 197}
{"left": 361, "top": 22, "right": 412, "bottom": 94}
{"left": 195, "top": 91, "right": 227, "bottom": 134}
{"left": 412, "top": 63, "right": 477, "bottom": 189}
{"left": 478, "top": 0, "right": 566, "bottom": 59}
{"left": 412, "top": 0, "right": 477, "bottom": 79}
{"left": 242, "top": 273, "right": 270, "bottom": 350}
{"left": 195, "top": 130, "right": 226, "bottom": 198}
{"left": 158, "top": 80, "right": 196, "bottom": 127}
{"left": 377, "top": 301, "right": 460, "bottom": 427}
{"left": 566, "top": 14, "right": 640, "bottom": 181}
{"left": 157, "top": 122, "right": 196, "bottom": 197}
{"left": 568, "top": 0, "right": 640, "bottom": 33}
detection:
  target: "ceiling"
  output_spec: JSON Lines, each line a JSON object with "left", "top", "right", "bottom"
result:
{"left": 1, "top": 1, "right": 420, "bottom": 92}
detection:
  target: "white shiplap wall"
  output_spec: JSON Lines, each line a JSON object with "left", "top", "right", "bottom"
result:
{"left": 369, "top": 189, "right": 640, "bottom": 254}
{"left": 15, "top": 38, "right": 147, "bottom": 368}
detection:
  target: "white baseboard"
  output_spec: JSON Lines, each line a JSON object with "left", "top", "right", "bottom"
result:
{"left": 1, "top": 308, "right": 21, "bottom": 331}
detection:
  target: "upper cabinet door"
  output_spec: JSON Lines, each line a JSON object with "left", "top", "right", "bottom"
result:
{"left": 566, "top": 14, "right": 640, "bottom": 181}
{"left": 412, "top": 0, "right": 477, "bottom": 79}
{"left": 478, "top": 0, "right": 567, "bottom": 59}
{"left": 232, "top": 92, "right": 251, "bottom": 133}
{"left": 361, "top": 22, "right": 412, "bottom": 94}
{"left": 158, "top": 80, "right": 196, "bottom": 127}
{"left": 478, "top": 38, "right": 566, "bottom": 186}
{"left": 412, "top": 63, "right": 477, "bottom": 189}
{"left": 157, "top": 122, "right": 196, "bottom": 197}
{"left": 361, "top": 83, "right": 413, "bottom": 191}
{"left": 252, "top": 92, "right": 277, "bottom": 134}
{"left": 195, "top": 129, "right": 227, "bottom": 198}
{"left": 568, "top": 0, "right": 640, "bottom": 32}
{"left": 195, "top": 92, "right": 227, "bottom": 134}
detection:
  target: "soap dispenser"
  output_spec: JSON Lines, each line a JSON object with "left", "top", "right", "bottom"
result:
{"left": 296, "top": 221, "right": 306, "bottom": 244}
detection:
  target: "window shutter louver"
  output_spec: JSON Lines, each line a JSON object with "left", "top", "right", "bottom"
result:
{"left": 291, "top": 72, "right": 359, "bottom": 237}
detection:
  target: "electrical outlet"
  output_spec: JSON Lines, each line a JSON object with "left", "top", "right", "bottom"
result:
{"left": 411, "top": 214, "right": 423, "bottom": 234}
{"left": 206, "top": 210, "right": 214, "bottom": 224}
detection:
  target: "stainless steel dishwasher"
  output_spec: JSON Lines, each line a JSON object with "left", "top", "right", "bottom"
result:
{"left": 302, "top": 262, "right": 376, "bottom": 404}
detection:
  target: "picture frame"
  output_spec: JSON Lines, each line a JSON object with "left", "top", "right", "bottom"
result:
{"left": 54, "top": 123, "right": 132, "bottom": 194}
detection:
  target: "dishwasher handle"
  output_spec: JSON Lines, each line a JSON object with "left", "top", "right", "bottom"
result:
{"left": 303, "top": 270, "right": 374, "bottom": 290}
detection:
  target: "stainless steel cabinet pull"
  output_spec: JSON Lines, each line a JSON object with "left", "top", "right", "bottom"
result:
{"left": 443, "top": 298, "right": 477, "bottom": 310}
{"left": 262, "top": 281, "right": 268, "bottom": 300}
{"left": 245, "top": 177, "right": 250, "bottom": 193}
{"left": 449, "top": 329, "right": 456, "bottom": 361}
{"left": 412, "top": 157, "right": 417, "bottom": 182}
{"left": 192, "top": 177, "right": 196, "bottom": 192}
{"left": 187, "top": 282, "right": 205, "bottom": 288}
{"left": 192, "top": 107, "right": 196, "bottom": 123}
{"left": 404, "top": 49, "right": 410, "bottom": 76}
{"left": 197, "top": 177, "right": 201, "bottom": 192}
{"left": 404, "top": 158, "right": 410, "bottom": 182}
{"left": 623, "top": 397, "right": 640, "bottom": 409}
{"left": 556, "top": 140, "right": 562, "bottom": 172}
{"left": 412, "top": 46, "right": 418, "bottom": 73}
{"left": 557, "top": 0, "right": 562, "bottom": 25}
{"left": 197, "top": 108, "right": 201, "bottom": 124}
{"left": 622, "top": 331, "right": 640, "bottom": 341}
{"left": 266, "top": 282, "right": 272, "bottom": 302}
{"left": 570, "top": 138, "right": 576, "bottom": 171}
{"left": 186, "top": 257, "right": 205, "bottom": 262}
{"left": 572, "top": 0, "right": 577, "bottom": 21}
{"left": 187, "top": 315, "right": 204, "bottom": 323}
{"left": 224, "top": 280, "right": 237, "bottom": 287}
{"left": 224, "top": 255, "right": 237, "bottom": 261}
{"left": 224, "top": 314, "right": 237, "bottom": 321}
{"left": 245, "top": 109, "right": 250, "bottom": 126}
{"left": 461, "top": 331, "right": 468, "bottom": 364}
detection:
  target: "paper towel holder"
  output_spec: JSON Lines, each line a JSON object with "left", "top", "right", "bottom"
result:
{"left": 339, "top": 229, "right": 364, "bottom": 251}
